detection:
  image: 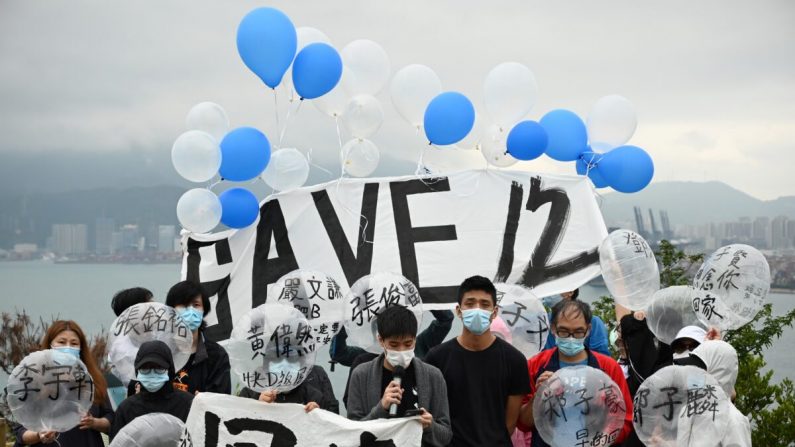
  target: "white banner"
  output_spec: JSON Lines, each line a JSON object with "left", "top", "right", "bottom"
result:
{"left": 181, "top": 170, "right": 607, "bottom": 341}
{"left": 180, "top": 393, "right": 422, "bottom": 447}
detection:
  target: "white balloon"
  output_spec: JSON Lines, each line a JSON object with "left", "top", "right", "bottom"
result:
{"left": 645, "top": 286, "right": 703, "bottom": 345}
{"left": 495, "top": 283, "right": 549, "bottom": 358}
{"left": 284, "top": 27, "right": 333, "bottom": 100}
{"left": 390, "top": 64, "right": 442, "bottom": 128}
{"left": 587, "top": 95, "right": 637, "bottom": 151}
{"left": 344, "top": 272, "right": 424, "bottom": 354}
{"left": 480, "top": 125, "right": 518, "bottom": 167}
{"left": 176, "top": 188, "right": 222, "bottom": 234}
{"left": 171, "top": 130, "right": 222, "bottom": 183}
{"left": 7, "top": 350, "right": 94, "bottom": 432}
{"left": 692, "top": 244, "right": 770, "bottom": 330}
{"left": 457, "top": 112, "right": 483, "bottom": 150}
{"left": 261, "top": 148, "right": 309, "bottom": 192}
{"left": 341, "top": 39, "right": 391, "bottom": 96}
{"left": 343, "top": 95, "right": 384, "bottom": 138}
{"left": 343, "top": 138, "right": 380, "bottom": 177}
{"left": 185, "top": 102, "right": 229, "bottom": 143}
{"left": 109, "top": 413, "right": 185, "bottom": 447}
{"left": 314, "top": 66, "right": 355, "bottom": 118}
{"left": 599, "top": 229, "right": 660, "bottom": 310}
{"left": 484, "top": 62, "right": 538, "bottom": 129}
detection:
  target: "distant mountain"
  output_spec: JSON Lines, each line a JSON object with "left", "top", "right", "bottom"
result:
{"left": 600, "top": 181, "right": 795, "bottom": 227}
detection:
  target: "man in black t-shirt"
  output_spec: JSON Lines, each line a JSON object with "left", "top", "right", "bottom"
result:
{"left": 425, "top": 276, "right": 530, "bottom": 447}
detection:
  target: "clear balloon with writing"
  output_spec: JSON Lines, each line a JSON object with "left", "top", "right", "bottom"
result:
{"left": 692, "top": 244, "right": 770, "bottom": 331}
{"left": 633, "top": 365, "right": 730, "bottom": 447}
{"left": 7, "top": 350, "right": 94, "bottom": 432}
{"left": 108, "top": 302, "right": 193, "bottom": 385}
{"left": 645, "top": 286, "right": 703, "bottom": 345}
{"left": 345, "top": 272, "right": 424, "bottom": 354}
{"left": 270, "top": 270, "right": 345, "bottom": 347}
{"left": 599, "top": 229, "right": 660, "bottom": 310}
{"left": 532, "top": 366, "right": 627, "bottom": 447}
{"left": 495, "top": 283, "right": 549, "bottom": 358}
{"left": 109, "top": 413, "right": 185, "bottom": 447}
{"left": 227, "top": 304, "right": 316, "bottom": 393}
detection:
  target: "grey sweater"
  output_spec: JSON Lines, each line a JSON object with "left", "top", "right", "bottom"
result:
{"left": 347, "top": 355, "right": 453, "bottom": 447}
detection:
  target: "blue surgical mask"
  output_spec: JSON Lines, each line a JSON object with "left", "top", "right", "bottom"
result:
{"left": 52, "top": 346, "right": 81, "bottom": 360}
{"left": 136, "top": 371, "right": 170, "bottom": 392}
{"left": 542, "top": 295, "right": 563, "bottom": 309}
{"left": 462, "top": 309, "right": 492, "bottom": 335}
{"left": 179, "top": 307, "right": 203, "bottom": 332}
{"left": 556, "top": 336, "right": 586, "bottom": 357}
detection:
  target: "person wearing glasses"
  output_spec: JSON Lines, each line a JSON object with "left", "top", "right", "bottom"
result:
{"left": 516, "top": 300, "right": 633, "bottom": 447}
{"left": 109, "top": 340, "right": 194, "bottom": 439}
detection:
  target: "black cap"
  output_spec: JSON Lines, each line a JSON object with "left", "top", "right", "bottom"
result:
{"left": 134, "top": 340, "right": 174, "bottom": 372}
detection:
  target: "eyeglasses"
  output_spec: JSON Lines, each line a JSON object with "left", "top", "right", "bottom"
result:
{"left": 138, "top": 368, "right": 167, "bottom": 375}
{"left": 555, "top": 328, "right": 588, "bottom": 339}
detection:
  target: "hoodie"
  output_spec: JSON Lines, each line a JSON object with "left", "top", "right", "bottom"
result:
{"left": 109, "top": 340, "right": 194, "bottom": 440}
{"left": 691, "top": 341, "right": 751, "bottom": 447}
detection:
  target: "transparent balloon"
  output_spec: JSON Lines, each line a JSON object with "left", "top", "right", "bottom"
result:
{"left": 261, "top": 148, "right": 309, "bottom": 191}
{"left": 341, "top": 39, "right": 391, "bottom": 96}
{"left": 481, "top": 125, "right": 518, "bottom": 167}
{"left": 7, "top": 350, "right": 94, "bottom": 432}
{"left": 343, "top": 138, "right": 380, "bottom": 177}
{"left": 109, "top": 413, "right": 185, "bottom": 447}
{"left": 269, "top": 269, "right": 345, "bottom": 347}
{"left": 633, "top": 365, "right": 730, "bottom": 447}
{"left": 171, "top": 130, "right": 222, "bottom": 183}
{"left": 532, "top": 366, "right": 627, "bottom": 447}
{"left": 185, "top": 102, "right": 230, "bottom": 143}
{"left": 495, "top": 283, "right": 549, "bottom": 358}
{"left": 599, "top": 229, "right": 660, "bottom": 310}
{"left": 390, "top": 64, "right": 442, "bottom": 129}
{"left": 692, "top": 244, "right": 770, "bottom": 331}
{"left": 484, "top": 62, "right": 538, "bottom": 129}
{"left": 586, "top": 95, "right": 637, "bottom": 151}
{"left": 176, "top": 188, "right": 222, "bottom": 234}
{"left": 314, "top": 66, "right": 355, "bottom": 118}
{"left": 108, "top": 302, "right": 194, "bottom": 386}
{"left": 345, "top": 272, "right": 424, "bottom": 354}
{"left": 227, "top": 304, "right": 317, "bottom": 393}
{"left": 343, "top": 95, "right": 384, "bottom": 138}
{"left": 457, "top": 112, "right": 483, "bottom": 150}
{"left": 645, "top": 286, "right": 703, "bottom": 345}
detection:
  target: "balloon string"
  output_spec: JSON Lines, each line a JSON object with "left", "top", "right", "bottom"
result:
{"left": 278, "top": 99, "right": 302, "bottom": 148}
{"left": 272, "top": 89, "right": 280, "bottom": 141}
{"left": 306, "top": 147, "right": 335, "bottom": 179}
{"left": 335, "top": 116, "right": 345, "bottom": 177}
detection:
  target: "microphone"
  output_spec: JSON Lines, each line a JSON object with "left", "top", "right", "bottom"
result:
{"left": 389, "top": 366, "right": 405, "bottom": 417}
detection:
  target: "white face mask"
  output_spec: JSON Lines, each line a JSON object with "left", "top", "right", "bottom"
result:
{"left": 385, "top": 349, "right": 415, "bottom": 369}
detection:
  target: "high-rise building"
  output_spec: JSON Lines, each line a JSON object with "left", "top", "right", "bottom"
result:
{"left": 51, "top": 224, "right": 88, "bottom": 255}
{"left": 771, "top": 216, "right": 790, "bottom": 249}
{"left": 752, "top": 217, "right": 771, "bottom": 248}
{"left": 95, "top": 217, "right": 115, "bottom": 254}
{"left": 119, "top": 224, "right": 140, "bottom": 253}
{"left": 158, "top": 225, "right": 176, "bottom": 253}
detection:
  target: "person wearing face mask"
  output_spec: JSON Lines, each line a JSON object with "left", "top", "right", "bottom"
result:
{"left": 109, "top": 340, "right": 194, "bottom": 439}
{"left": 237, "top": 358, "right": 325, "bottom": 413}
{"left": 517, "top": 300, "right": 633, "bottom": 447}
{"left": 424, "top": 276, "right": 530, "bottom": 447}
{"left": 12, "top": 320, "right": 113, "bottom": 446}
{"left": 165, "top": 280, "right": 231, "bottom": 395}
{"left": 541, "top": 289, "right": 611, "bottom": 356}
{"left": 670, "top": 326, "right": 707, "bottom": 360}
{"left": 347, "top": 305, "right": 452, "bottom": 447}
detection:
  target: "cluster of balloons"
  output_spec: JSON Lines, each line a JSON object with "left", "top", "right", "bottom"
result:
{"left": 599, "top": 230, "right": 770, "bottom": 334}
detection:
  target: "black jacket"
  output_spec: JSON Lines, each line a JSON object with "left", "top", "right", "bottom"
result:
{"left": 174, "top": 333, "right": 231, "bottom": 394}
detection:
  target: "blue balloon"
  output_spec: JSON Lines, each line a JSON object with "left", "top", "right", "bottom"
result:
{"left": 507, "top": 121, "right": 548, "bottom": 161}
{"left": 219, "top": 127, "right": 271, "bottom": 181}
{"left": 575, "top": 150, "right": 609, "bottom": 188}
{"left": 292, "top": 43, "right": 343, "bottom": 100}
{"left": 236, "top": 8, "right": 297, "bottom": 88}
{"left": 423, "top": 92, "right": 475, "bottom": 145}
{"left": 598, "top": 145, "right": 654, "bottom": 193}
{"left": 540, "top": 109, "right": 588, "bottom": 161}
{"left": 220, "top": 188, "right": 260, "bottom": 229}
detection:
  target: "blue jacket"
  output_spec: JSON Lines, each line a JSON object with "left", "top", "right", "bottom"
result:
{"left": 544, "top": 315, "right": 611, "bottom": 356}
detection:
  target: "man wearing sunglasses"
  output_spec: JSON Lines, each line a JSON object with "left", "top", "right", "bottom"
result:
{"left": 516, "top": 300, "right": 633, "bottom": 447}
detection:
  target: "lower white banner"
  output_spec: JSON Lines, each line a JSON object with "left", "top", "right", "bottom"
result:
{"left": 180, "top": 393, "right": 422, "bottom": 447}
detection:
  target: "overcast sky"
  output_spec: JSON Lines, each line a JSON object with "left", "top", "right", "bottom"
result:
{"left": 1, "top": 1, "right": 793, "bottom": 199}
